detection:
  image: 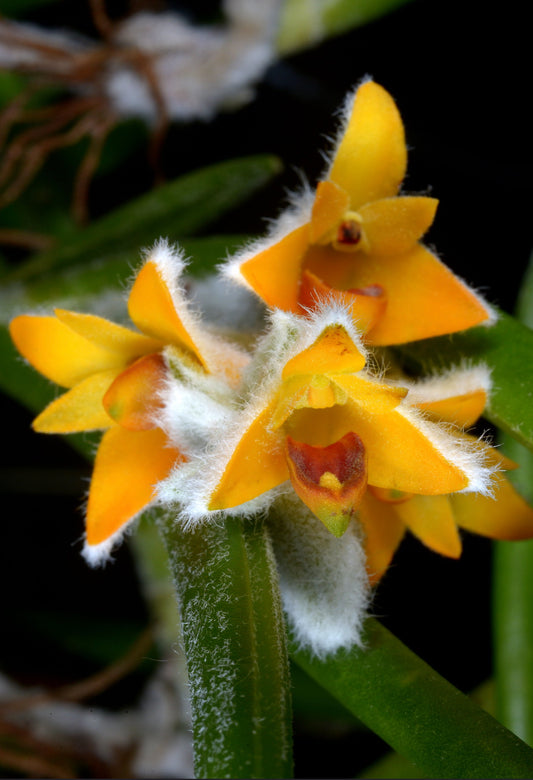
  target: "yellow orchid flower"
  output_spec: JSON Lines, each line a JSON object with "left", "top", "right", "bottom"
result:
{"left": 224, "top": 80, "right": 494, "bottom": 345}
{"left": 179, "top": 307, "right": 501, "bottom": 545}
{"left": 359, "top": 367, "right": 533, "bottom": 582}
{"left": 9, "top": 240, "right": 247, "bottom": 563}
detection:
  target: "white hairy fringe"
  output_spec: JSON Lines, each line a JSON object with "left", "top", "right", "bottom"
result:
{"left": 221, "top": 184, "right": 315, "bottom": 293}
{"left": 396, "top": 404, "right": 496, "bottom": 495}
{"left": 269, "top": 493, "right": 370, "bottom": 656}
{"left": 82, "top": 513, "right": 140, "bottom": 567}
{"left": 139, "top": 239, "right": 250, "bottom": 386}
{"left": 161, "top": 305, "right": 369, "bottom": 523}
{"left": 404, "top": 362, "right": 492, "bottom": 407}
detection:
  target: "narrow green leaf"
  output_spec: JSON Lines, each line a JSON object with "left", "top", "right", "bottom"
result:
{"left": 5, "top": 155, "right": 281, "bottom": 283}
{"left": 158, "top": 515, "right": 293, "bottom": 779}
{"left": 277, "top": 0, "right": 414, "bottom": 54}
{"left": 398, "top": 312, "right": 533, "bottom": 451}
{"left": 0, "top": 235, "right": 246, "bottom": 326}
{"left": 493, "top": 254, "right": 533, "bottom": 745}
{"left": 291, "top": 618, "right": 533, "bottom": 778}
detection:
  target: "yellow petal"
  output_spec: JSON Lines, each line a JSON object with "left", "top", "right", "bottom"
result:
{"left": 282, "top": 324, "right": 366, "bottom": 379}
{"left": 359, "top": 196, "right": 438, "bottom": 254}
{"left": 33, "top": 368, "right": 120, "bottom": 433}
{"left": 55, "top": 309, "right": 161, "bottom": 360}
{"left": 357, "top": 492, "right": 406, "bottom": 583}
{"left": 86, "top": 426, "right": 183, "bottom": 546}
{"left": 238, "top": 224, "right": 309, "bottom": 312}
{"left": 208, "top": 402, "right": 288, "bottom": 510}
{"left": 103, "top": 353, "right": 166, "bottom": 431}
{"left": 358, "top": 407, "right": 470, "bottom": 494}
{"left": 332, "top": 374, "right": 408, "bottom": 415}
{"left": 10, "top": 314, "right": 126, "bottom": 388}
{"left": 451, "top": 473, "right": 533, "bottom": 540}
{"left": 329, "top": 81, "right": 407, "bottom": 210}
{"left": 417, "top": 390, "right": 487, "bottom": 428}
{"left": 351, "top": 244, "right": 491, "bottom": 345}
{"left": 298, "top": 270, "right": 387, "bottom": 334}
{"left": 128, "top": 260, "right": 206, "bottom": 366}
{"left": 310, "top": 180, "right": 350, "bottom": 243}
{"left": 395, "top": 494, "right": 462, "bottom": 558}
{"left": 285, "top": 432, "right": 368, "bottom": 537}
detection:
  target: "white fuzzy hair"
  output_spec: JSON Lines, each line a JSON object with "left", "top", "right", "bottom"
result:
{"left": 404, "top": 362, "right": 492, "bottom": 407}
{"left": 221, "top": 183, "right": 314, "bottom": 294}
{"left": 269, "top": 492, "right": 370, "bottom": 656}
{"left": 159, "top": 305, "right": 369, "bottom": 523}
{"left": 138, "top": 239, "right": 250, "bottom": 386}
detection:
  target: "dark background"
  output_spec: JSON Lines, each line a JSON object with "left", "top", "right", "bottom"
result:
{"left": 1, "top": 0, "right": 530, "bottom": 776}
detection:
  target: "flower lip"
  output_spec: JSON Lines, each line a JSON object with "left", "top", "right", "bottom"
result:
{"left": 285, "top": 431, "right": 368, "bottom": 537}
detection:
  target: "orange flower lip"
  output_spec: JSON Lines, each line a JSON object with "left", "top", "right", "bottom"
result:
{"left": 285, "top": 432, "right": 368, "bottom": 537}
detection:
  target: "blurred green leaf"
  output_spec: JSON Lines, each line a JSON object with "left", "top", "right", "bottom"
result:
{"left": 0, "top": 235, "right": 246, "bottom": 324}
{"left": 277, "top": 0, "right": 414, "bottom": 54}
{"left": 398, "top": 312, "right": 533, "bottom": 451}
{"left": 5, "top": 154, "right": 281, "bottom": 283}
{"left": 493, "top": 254, "right": 533, "bottom": 746}
{"left": 292, "top": 619, "right": 533, "bottom": 778}
{"left": 0, "top": 0, "right": 62, "bottom": 15}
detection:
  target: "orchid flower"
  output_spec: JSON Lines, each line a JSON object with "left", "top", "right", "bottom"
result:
{"left": 9, "top": 240, "right": 247, "bottom": 564}
{"left": 157, "top": 304, "right": 533, "bottom": 652}
{"left": 224, "top": 79, "right": 494, "bottom": 344}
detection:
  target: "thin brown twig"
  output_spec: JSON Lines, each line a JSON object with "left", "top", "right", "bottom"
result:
{"left": 0, "top": 625, "right": 154, "bottom": 713}
{"left": 0, "top": 228, "right": 55, "bottom": 251}
{"left": 0, "top": 743, "right": 75, "bottom": 780}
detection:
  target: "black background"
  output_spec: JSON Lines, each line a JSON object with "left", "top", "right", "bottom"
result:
{"left": 1, "top": 0, "right": 531, "bottom": 776}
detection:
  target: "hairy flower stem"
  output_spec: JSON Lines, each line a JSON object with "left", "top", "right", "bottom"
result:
{"left": 158, "top": 514, "right": 293, "bottom": 779}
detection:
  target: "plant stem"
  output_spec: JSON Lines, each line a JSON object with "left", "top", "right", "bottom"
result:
{"left": 158, "top": 513, "right": 293, "bottom": 779}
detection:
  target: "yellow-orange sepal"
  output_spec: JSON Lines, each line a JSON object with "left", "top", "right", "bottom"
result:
{"left": 103, "top": 353, "right": 167, "bottom": 431}
{"left": 285, "top": 432, "right": 368, "bottom": 537}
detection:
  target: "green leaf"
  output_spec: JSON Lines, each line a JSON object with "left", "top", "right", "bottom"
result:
{"left": 0, "top": 235, "right": 246, "bottom": 325}
{"left": 0, "top": 0, "right": 62, "bottom": 17}
{"left": 291, "top": 618, "right": 533, "bottom": 778}
{"left": 277, "top": 0, "right": 414, "bottom": 54}
{"left": 397, "top": 311, "right": 533, "bottom": 451}
{"left": 493, "top": 253, "right": 533, "bottom": 745}
{"left": 5, "top": 155, "right": 281, "bottom": 283}
{"left": 158, "top": 514, "right": 293, "bottom": 779}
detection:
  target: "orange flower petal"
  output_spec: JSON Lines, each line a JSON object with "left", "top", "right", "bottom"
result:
{"left": 208, "top": 403, "right": 288, "bottom": 510}
{"left": 33, "top": 368, "right": 120, "bottom": 433}
{"left": 9, "top": 314, "right": 125, "bottom": 388}
{"left": 310, "top": 180, "right": 351, "bottom": 243}
{"left": 451, "top": 473, "right": 533, "bottom": 540}
{"left": 86, "top": 426, "right": 183, "bottom": 547}
{"left": 282, "top": 324, "right": 366, "bottom": 379}
{"left": 298, "top": 269, "right": 387, "bottom": 334}
{"left": 55, "top": 309, "right": 161, "bottom": 361}
{"left": 128, "top": 261, "right": 205, "bottom": 366}
{"left": 239, "top": 225, "right": 309, "bottom": 312}
{"left": 357, "top": 492, "right": 406, "bottom": 583}
{"left": 332, "top": 374, "right": 408, "bottom": 415}
{"left": 103, "top": 353, "right": 166, "bottom": 431}
{"left": 359, "top": 196, "right": 438, "bottom": 254}
{"left": 285, "top": 432, "right": 367, "bottom": 537}
{"left": 342, "top": 404, "right": 470, "bottom": 494}
{"left": 395, "top": 494, "right": 462, "bottom": 558}
{"left": 417, "top": 390, "right": 487, "bottom": 428}
{"left": 350, "top": 244, "right": 492, "bottom": 345}
{"left": 328, "top": 81, "right": 407, "bottom": 210}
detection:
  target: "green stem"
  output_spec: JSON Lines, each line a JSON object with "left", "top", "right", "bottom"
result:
{"left": 291, "top": 619, "right": 533, "bottom": 778}
{"left": 158, "top": 514, "right": 293, "bottom": 779}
